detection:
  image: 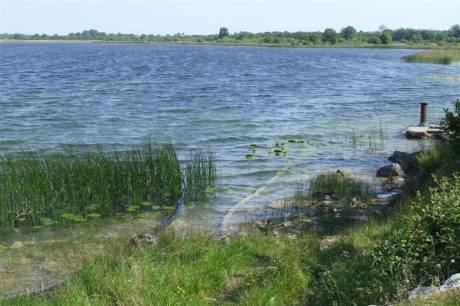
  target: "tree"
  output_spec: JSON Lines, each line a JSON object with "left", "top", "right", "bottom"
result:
{"left": 340, "top": 26, "right": 357, "bottom": 40}
{"left": 411, "top": 33, "right": 423, "bottom": 44}
{"left": 380, "top": 29, "right": 393, "bottom": 44}
{"left": 448, "top": 25, "right": 460, "bottom": 41}
{"left": 367, "top": 36, "right": 381, "bottom": 44}
{"left": 322, "top": 28, "right": 338, "bottom": 44}
{"left": 218, "top": 27, "right": 229, "bottom": 39}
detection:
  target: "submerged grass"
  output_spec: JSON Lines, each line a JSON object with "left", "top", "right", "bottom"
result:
{"left": 295, "top": 171, "right": 376, "bottom": 206}
{"left": 0, "top": 144, "right": 217, "bottom": 233}
{"left": 404, "top": 50, "right": 460, "bottom": 65}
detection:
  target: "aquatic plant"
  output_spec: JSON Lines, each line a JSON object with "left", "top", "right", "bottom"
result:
{"left": 295, "top": 171, "right": 376, "bottom": 206}
{"left": 367, "top": 123, "right": 388, "bottom": 152}
{"left": 184, "top": 151, "right": 217, "bottom": 202}
{"left": 404, "top": 50, "right": 460, "bottom": 65}
{"left": 0, "top": 144, "right": 217, "bottom": 232}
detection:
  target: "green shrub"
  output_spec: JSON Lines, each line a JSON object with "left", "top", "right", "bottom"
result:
{"left": 370, "top": 175, "right": 460, "bottom": 302}
{"left": 442, "top": 99, "right": 460, "bottom": 148}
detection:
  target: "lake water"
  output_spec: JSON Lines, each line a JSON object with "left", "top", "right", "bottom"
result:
{"left": 1, "top": 43, "right": 459, "bottom": 218}
{"left": 0, "top": 43, "right": 459, "bottom": 295}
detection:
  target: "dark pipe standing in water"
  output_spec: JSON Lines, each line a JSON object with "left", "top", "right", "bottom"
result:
{"left": 420, "top": 102, "right": 428, "bottom": 126}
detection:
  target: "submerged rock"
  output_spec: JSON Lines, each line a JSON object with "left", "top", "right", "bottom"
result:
{"left": 377, "top": 163, "right": 405, "bottom": 177}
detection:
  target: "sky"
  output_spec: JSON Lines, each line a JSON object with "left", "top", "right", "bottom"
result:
{"left": 0, "top": 0, "right": 459, "bottom": 35}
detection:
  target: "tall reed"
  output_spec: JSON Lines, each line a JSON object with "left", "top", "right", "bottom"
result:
{"left": 0, "top": 144, "right": 217, "bottom": 232}
{"left": 184, "top": 151, "right": 217, "bottom": 201}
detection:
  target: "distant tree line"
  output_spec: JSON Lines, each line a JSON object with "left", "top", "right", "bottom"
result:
{"left": 2, "top": 25, "right": 459, "bottom": 46}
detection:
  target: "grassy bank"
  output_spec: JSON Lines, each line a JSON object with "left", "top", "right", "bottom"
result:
{"left": 404, "top": 49, "right": 460, "bottom": 64}
{"left": 0, "top": 144, "right": 216, "bottom": 233}
{"left": 6, "top": 162, "right": 460, "bottom": 305}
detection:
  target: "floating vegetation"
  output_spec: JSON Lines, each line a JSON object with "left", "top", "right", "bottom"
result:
{"left": 269, "top": 143, "right": 288, "bottom": 157}
{"left": 287, "top": 139, "right": 306, "bottom": 144}
{"left": 245, "top": 154, "right": 256, "bottom": 160}
{"left": 294, "top": 171, "right": 376, "bottom": 207}
{"left": 87, "top": 213, "right": 101, "bottom": 219}
{"left": 403, "top": 50, "right": 460, "bottom": 65}
{"left": 0, "top": 143, "right": 217, "bottom": 233}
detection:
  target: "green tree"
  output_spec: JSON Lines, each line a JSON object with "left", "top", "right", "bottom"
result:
{"left": 218, "top": 27, "right": 229, "bottom": 39}
{"left": 448, "top": 25, "right": 460, "bottom": 41}
{"left": 380, "top": 29, "right": 393, "bottom": 44}
{"left": 367, "top": 36, "right": 381, "bottom": 44}
{"left": 322, "top": 28, "right": 338, "bottom": 44}
{"left": 411, "top": 32, "right": 423, "bottom": 43}
{"left": 340, "top": 26, "right": 357, "bottom": 40}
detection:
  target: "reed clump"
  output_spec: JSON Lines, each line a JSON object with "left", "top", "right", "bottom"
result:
{"left": 0, "top": 144, "right": 217, "bottom": 232}
{"left": 404, "top": 50, "right": 460, "bottom": 65}
{"left": 184, "top": 151, "right": 217, "bottom": 201}
{"left": 295, "top": 171, "right": 376, "bottom": 206}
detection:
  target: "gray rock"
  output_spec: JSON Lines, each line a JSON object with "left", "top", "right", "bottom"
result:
{"left": 377, "top": 163, "right": 405, "bottom": 177}
{"left": 409, "top": 273, "right": 460, "bottom": 300}
{"left": 388, "top": 151, "right": 421, "bottom": 177}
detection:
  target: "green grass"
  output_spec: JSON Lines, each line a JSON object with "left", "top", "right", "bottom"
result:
{"left": 0, "top": 144, "right": 216, "bottom": 233}
{"left": 295, "top": 171, "right": 376, "bottom": 206}
{"left": 404, "top": 50, "right": 460, "bottom": 65}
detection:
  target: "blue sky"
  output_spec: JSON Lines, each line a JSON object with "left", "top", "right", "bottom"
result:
{"left": 0, "top": 0, "right": 459, "bottom": 35}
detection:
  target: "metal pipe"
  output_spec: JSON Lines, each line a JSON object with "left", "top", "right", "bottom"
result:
{"left": 420, "top": 102, "right": 428, "bottom": 126}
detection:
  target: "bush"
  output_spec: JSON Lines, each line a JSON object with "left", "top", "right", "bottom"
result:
{"left": 370, "top": 175, "right": 460, "bottom": 302}
{"left": 442, "top": 99, "right": 460, "bottom": 147}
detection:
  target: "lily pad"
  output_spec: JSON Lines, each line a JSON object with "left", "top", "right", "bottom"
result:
{"left": 32, "top": 225, "right": 45, "bottom": 229}
{"left": 245, "top": 154, "right": 256, "bottom": 160}
{"left": 87, "top": 213, "right": 101, "bottom": 218}
{"left": 72, "top": 215, "right": 87, "bottom": 222}
{"left": 141, "top": 201, "right": 153, "bottom": 207}
{"left": 206, "top": 186, "right": 217, "bottom": 193}
{"left": 61, "top": 212, "right": 78, "bottom": 220}
{"left": 40, "top": 217, "right": 57, "bottom": 226}
{"left": 127, "top": 205, "right": 140, "bottom": 212}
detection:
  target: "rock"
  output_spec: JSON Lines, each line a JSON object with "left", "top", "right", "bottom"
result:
{"left": 130, "top": 233, "right": 158, "bottom": 246}
{"left": 377, "top": 163, "right": 405, "bottom": 177}
{"left": 409, "top": 273, "right": 460, "bottom": 300}
{"left": 388, "top": 151, "right": 422, "bottom": 177}
{"left": 272, "top": 229, "right": 279, "bottom": 237}
{"left": 320, "top": 237, "right": 337, "bottom": 251}
{"left": 224, "top": 237, "right": 231, "bottom": 245}
{"left": 439, "top": 273, "right": 460, "bottom": 292}
{"left": 409, "top": 285, "right": 439, "bottom": 300}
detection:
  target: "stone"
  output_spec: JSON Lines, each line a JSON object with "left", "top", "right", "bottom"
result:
{"left": 408, "top": 285, "right": 438, "bottom": 300}
{"left": 439, "top": 273, "right": 460, "bottom": 292}
{"left": 377, "top": 163, "right": 405, "bottom": 177}
{"left": 409, "top": 273, "right": 460, "bottom": 300}
{"left": 130, "top": 233, "right": 158, "bottom": 246}
{"left": 388, "top": 151, "right": 421, "bottom": 177}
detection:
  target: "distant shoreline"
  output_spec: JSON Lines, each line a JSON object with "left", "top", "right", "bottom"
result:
{"left": 0, "top": 39, "right": 454, "bottom": 50}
